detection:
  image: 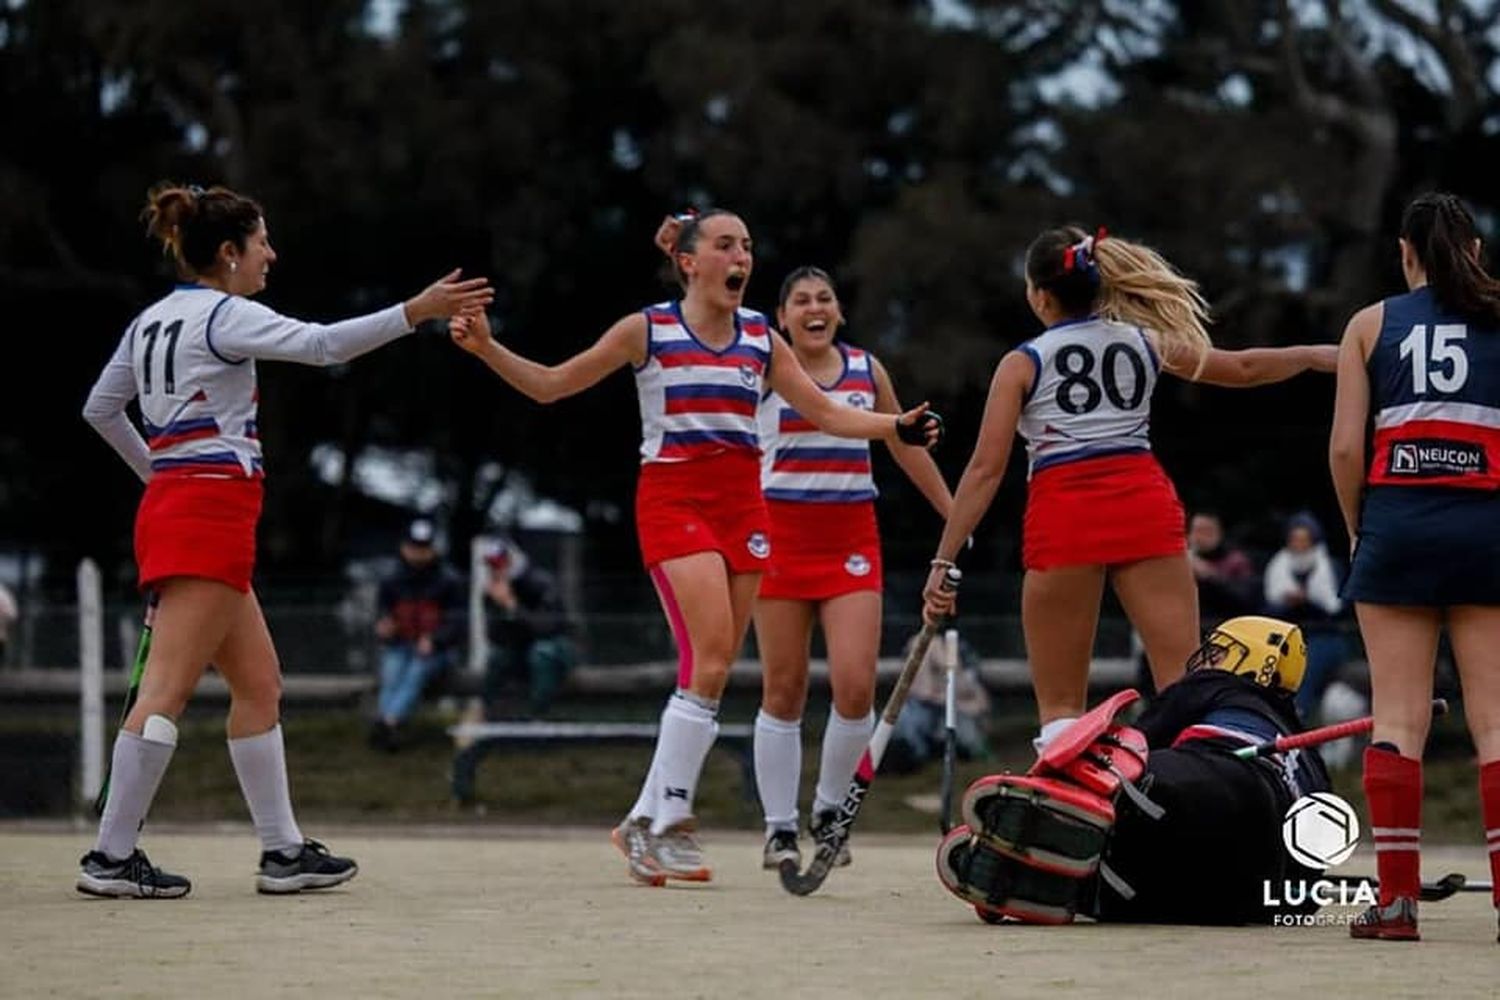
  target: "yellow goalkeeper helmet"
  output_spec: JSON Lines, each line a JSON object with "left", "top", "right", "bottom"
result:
{"left": 1185, "top": 615, "right": 1306, "bottom": 694}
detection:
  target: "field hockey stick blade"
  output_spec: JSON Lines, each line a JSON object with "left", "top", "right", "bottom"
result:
{"left": 780, "top": 568, "right": 961, "bottom": 895}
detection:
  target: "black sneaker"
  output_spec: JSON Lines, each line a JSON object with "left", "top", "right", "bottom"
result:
{"left": 256, "top": 839, "right": 358, "bottom": 895}
{"left": 76, "top": 849, "right": 191, "bottom": 899}
{"left": 762, "top": 829, "right": 801, "bottom": 870}
{"left": 809, "top": 810, "right": 853, "bottom": 868}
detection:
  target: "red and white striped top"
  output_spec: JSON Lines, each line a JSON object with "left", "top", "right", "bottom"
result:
{"left": 758, "top": 344, "right": 878, "bottom": 503}
{"left": 633, "top": 301, "right": 773, "bottom": 464}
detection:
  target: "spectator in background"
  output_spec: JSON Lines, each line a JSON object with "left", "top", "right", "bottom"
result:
{"left": 481, "top": 538, "right": 576, "bottom": 719}
{"left": 1187, "top": 511, "right": 1260, "bottom": 622}
{"left": 885, "top": 631, "right": 992, "bottom": 775}
{"left": 370, "top": 518, "right": 464, "bottom": 750}
{"left": 1264, "top": 511, "right": 1348, "bottom": 720}
{"left": 0, "top": 580, "right": 16, "bottom": 665}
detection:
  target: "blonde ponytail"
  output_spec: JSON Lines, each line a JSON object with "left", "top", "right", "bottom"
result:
{"left": 1092, "top": 237, "right": 1213, "bottom": 376}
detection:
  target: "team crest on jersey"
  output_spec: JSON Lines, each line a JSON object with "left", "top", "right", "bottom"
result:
{"left": 738, "top": 363, "right": 758, "bottom": 389}
{"left": 846, "top": 392, "right": 868, "bottom": 409}
{"left": 844, "top": 553, "right": 871, "bottom": 577}
{"left": 747, "top": 531, "right": 771, "bottom": 559}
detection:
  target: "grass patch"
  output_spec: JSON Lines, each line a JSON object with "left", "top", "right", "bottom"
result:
{"left": 1, "top": 697, "right": 1488, "bottom": 842}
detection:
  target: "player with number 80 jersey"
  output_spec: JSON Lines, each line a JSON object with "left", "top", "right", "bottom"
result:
{"left": 922, "top": 224, "right": 1334, "bottom": 750}
{"left": 1015, "top": 316, "right": 1173, "bottom": 570}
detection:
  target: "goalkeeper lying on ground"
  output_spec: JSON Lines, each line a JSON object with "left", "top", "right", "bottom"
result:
{"left": 938, "top": 616, "right": 1332, "bottom": 924}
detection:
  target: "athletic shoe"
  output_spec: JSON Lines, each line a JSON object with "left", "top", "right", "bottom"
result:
{"left": 648, "top": 819, "right": 712, "bottom": 882}
{"left": 610, "top": 817, "right": 665, "bottom": 887}
{"left": 1350, "top": 896, "right": 1420, "bottom": 941}
{"left": 762, "top": 829, "right": 801, "bottom": 870}
{"left": 256, "top": 839, "right": 358, "bottom": 895}
{"left": 76, "top": 848, "right": 191, "bottom": 899}
{"left": 809, "top": 809, "right": 852, "bottom": 867}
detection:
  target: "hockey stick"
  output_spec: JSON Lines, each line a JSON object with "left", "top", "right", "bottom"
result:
{"left": 1332, "top": 872, "right": 1482, "bottom": 902}
{"left": 939, "top": 627, "right": 959, "bottom": 835}
{"left": 93, "top": 592, "right": 158, "bottom": 816}
{"left": 781, "top": 567, "right": 961, "bottom": 896}
{"left": 1232, "top": 698, "right": 1448, "bottom": 760}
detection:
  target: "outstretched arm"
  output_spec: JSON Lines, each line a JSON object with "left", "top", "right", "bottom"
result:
{"left": 767, "top": 336, "right": 940, "bottom": 446}
{"left": 922, "top": 350, "right": 1029, "bottom": 622}
{"left": 214, "top": 270, "right": 494, "bottom": 366}
{"left": 450, "top": 309, "right": 647, "bottom": 404}
{"left": 871, "top": 357, "right": 952, "bottom": 518}
{"left": 1329, "top": 304, "right": 1380, "bottom": 548}
{"left": 1162, "top": 339, "right": 1338, "bottom": 387}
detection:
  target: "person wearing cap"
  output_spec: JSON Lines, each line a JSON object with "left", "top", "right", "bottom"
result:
{"left": 370, "top": 518, "right": 465, "bottom": 749}
{"left": 481, "top": 539, "right": 576, "bottom": 718}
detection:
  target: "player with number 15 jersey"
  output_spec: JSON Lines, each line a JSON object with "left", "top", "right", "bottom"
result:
{"left": 1329, "top": 193, "right": 1500, "bottom": 942}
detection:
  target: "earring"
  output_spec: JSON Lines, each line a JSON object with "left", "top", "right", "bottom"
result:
{"left": 229, "top": 260, "right": 238, "bottom": 273}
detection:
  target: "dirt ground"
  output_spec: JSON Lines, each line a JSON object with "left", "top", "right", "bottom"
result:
{"left": 3, "top": 824, "right": 1498, "bottom": 999}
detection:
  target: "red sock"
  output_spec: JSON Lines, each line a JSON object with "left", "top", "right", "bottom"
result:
{"left": 1364, "top": 744, "right": 1422, "bottom": 906}
{"left": 1480, "top": 761, "right": 1500, "bottom": 909}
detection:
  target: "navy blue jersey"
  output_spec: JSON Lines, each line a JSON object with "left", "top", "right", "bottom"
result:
{"left": 1367, "top": 287, "right": 1500, "bottom": 489}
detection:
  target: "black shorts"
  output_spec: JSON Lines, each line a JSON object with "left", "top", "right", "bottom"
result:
{"left": 1344, "top": 486, "right": 1500, "bottom": 605}
{"left": 1093, "top": 746, "right": 1307, "bottom": 925}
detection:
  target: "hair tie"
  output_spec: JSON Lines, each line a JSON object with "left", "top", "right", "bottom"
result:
{"left": 187, "top": 184, "right": 205, "bottom": 198}
{"left": 1063, "top": 231, "right": 1102, "bottom": 275}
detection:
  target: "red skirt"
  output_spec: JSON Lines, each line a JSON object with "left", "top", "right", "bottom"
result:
{"left": 135, "top": 474, "right": 263, "bottom": 593}
{"left": 635, "top": 450, "right": 772, "bottom": 574}
{"left": 1023, "top": 453, "right": 1185, "bottom": 571}
{"left": 758, "top": 500, "right": 882, "bottom": 601}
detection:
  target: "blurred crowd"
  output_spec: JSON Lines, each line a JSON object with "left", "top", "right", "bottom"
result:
{"left": 1182, "top": 509, "right": 1354, "bottom": 722}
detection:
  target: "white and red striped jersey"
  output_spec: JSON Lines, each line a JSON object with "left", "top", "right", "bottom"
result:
{"left": 83, "top": 283, "right": 412, "bottom": 481}
{"left": 1366, "top": 287, "right": 1500, "bottom": 489}
{"left": 758, "top": 344, "right": 879, "bottom": 503}
{"left": 633, "top": 301, "right": 773, "bottom": 463}
{"left": 1015, "top": 316, "right": 1159, "bottom": 475}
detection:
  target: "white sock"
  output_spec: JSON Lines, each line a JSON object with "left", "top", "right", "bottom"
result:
{"left": 626, "top": 744, "right": 664, "bottom": 823}
{"left": 649, "top": 694, "right": 719, "bottom": 835}
{"left": 95, "top": 719, "right": 176, "bottom": 860}
{"left": 1033, "top": 717, "right": 1079, "bottom": 756}
{"left": 812, "top": 709, "right": 875, "bottom": 815}
{"left": 228, "top": 724, "right": 304, "bottom": 853}
{"left": 754, "top": 710, "right": 802, "bottom": 835}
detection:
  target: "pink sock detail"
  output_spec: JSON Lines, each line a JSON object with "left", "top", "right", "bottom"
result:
{"left": 650, "top": 565, "right": 694, "bottom": 689}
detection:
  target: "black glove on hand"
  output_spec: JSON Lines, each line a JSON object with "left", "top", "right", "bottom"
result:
{"left": 896, "top": 409, "right": 944, "bottom": 447}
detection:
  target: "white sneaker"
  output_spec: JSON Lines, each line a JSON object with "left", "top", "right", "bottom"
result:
{"left": 610, "top": 817, "right": 665, "bottom": 887}
{"left": 649, "top": 819, "right": 712, "bottom": 882}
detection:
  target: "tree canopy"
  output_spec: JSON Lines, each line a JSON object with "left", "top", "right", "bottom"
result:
{"left": 4, "top": 0, "right": 1497, "bottom": 582}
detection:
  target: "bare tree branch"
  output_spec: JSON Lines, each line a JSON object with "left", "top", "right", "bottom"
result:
{"left": 1320, "top": 0, "right": 1383, "bottom": 107}
{"left": 1368, "top": 0, "right": 1485, "bottom": 125}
